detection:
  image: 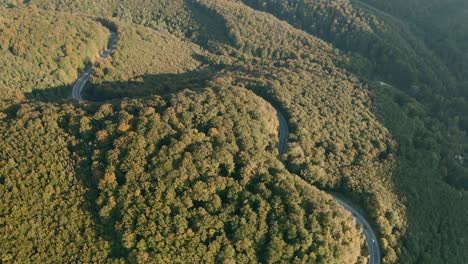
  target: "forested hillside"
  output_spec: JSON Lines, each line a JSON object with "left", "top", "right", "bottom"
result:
{"left": 0, "top": 7, "right": 109, "bottom": 99}
{"left": 1, "top": 0, "right": 197, "bottom": 36}
{"left": 359, "top": 0, "right": 468, "bottom": 135}
{"left": 0, "top": 85, "right": 364, "bottom": 263}
{"left": 239, "top": 0, "right": 466, "bottom": 134}
{"left": 0, "top": 0, "right": 467, "bottom": 263}
{"left": 86, "top": 19, "right": 205, "bottom": 100}
{"left": 0, "top": 103, "right": 111, "bottom": 262}
{"left": 240, "top": 0, "right": 454, "bottom": 89}
{"left": 371, "top": 83, "right": 468, "bottom": 263}
{"left": 357, "top": 0, "right": 468, "bottom": 88}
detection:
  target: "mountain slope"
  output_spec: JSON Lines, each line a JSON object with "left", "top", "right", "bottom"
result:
{"left": 0, "top": 85, "right": 364, "bottom": 263}
{"left": 86, "top": 19, "right": 205, "bottom": 100}
{"left": 0, "top": 7, "right": 109, "bottom": 99}
{"left": 0, "top": 1, "right": 467, "bottom": 263}
{"left": 239, "top": 0, "right": 456, "bottom": 92}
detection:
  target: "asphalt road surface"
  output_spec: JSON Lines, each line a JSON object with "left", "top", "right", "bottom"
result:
{"left": 334, "top": 196, "right": 381, "bottom": 264}
{"left": 71, "top": 31, "right": 117, "bottom": 101}
{"left": 276, "top": 110, "right": 381, "bottom": 264}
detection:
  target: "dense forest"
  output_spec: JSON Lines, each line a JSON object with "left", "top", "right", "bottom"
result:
{"left": 360, "top": 0, "right": 468, "bottom": 131}
{"left": 0, "top": 0, "right": 467, "bottom": 263}
{"left": 0, "top": 7, "right": 110, "bottom": 99}
{"left": 0, "top": 85, "right": 365, "bottom": 263}
{"left": 240, "top": 0, "right": 455, "bottom": 89}
{"left": 86, "top": 19, "right": 205, "bottom": 100}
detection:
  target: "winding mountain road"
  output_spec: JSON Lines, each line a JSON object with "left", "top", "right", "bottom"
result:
{"left": 69, "top": 25, "right": 380, "bottom": 264}
{"left": 275, "top": 110, "right": 381, "bottom": 264}
{"left": 71, "top": 31, "right": 117, "bottom": 101}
